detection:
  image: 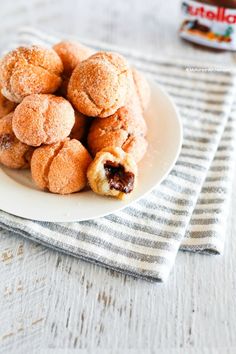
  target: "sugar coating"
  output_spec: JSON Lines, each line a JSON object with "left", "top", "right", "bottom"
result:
{"left": 87, "top": 93, "right": 148, "bottom": 162}
{"left": 0, "top": 43, "right": 150, "bottom": 197}
{"left": 132, "top": 68, "right": 151, "bottom": 112}
{"left": 87, "top": 146, "right": 138, "bottom": 200}
{"left": 31, "top": 138, "right": 92, "bottom": 194}
{"left": 54, "top": 41, "right": 94, "bottom": 97}
{"left": 53, "top": 40, "right": 94, "bottom": 75}
{"left": 122, "top": 134, "right": 148, "bottom": 163}
{"left": 0, "top": 85, "right": 16, "bottom": 118}
{"left": 12, "top": 94, "right": 75, "bottom": 147}
{"left": 67, "top": 51, "right": 133, "bottom": 117}
{"left": 0, "top": 112, "right": 34, "bottom": 169}
{"left": 0, "top": 45, "right": 63, "bottom": 102}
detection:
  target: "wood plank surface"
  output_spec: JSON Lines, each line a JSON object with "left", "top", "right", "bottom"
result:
{"left": 0, "top": 1, "right": 236, "bottom": 352}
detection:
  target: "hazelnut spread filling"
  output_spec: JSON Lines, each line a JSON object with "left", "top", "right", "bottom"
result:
{"left": 0, "top": 133, "right": 14, "bottom": 150}
{"left": 104, "top": 160, "right": 135, "bottom": 193}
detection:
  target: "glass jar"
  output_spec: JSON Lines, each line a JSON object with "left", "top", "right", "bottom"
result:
{"left": 179, "top": 0, "right": 236, "bottom": 50}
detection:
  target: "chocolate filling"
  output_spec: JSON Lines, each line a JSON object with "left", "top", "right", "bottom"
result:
{"left": 0, "top": 133, "right": 14, "bottom": 150}
{"left": 104, "top": 160, "right": 135, "bottom": 194}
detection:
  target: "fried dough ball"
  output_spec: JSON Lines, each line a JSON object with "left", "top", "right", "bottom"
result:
{"left": 67, "top": 51, "right": 132, "bottom": 117}
{"left": 53, "top": 40, "right": 94, "bottom": 75}
{"left": 87, "top": 147, "right": 137, "bottom": 200}
{"left": 31, "top": 139, "right": 92, "bottom": 194}
{"left": 87, "top": 94, "right": 148, "bottom": 162}
{"left": 12, "top": 94, "right": 75, "bottom": 147}
{"left": 0, "top": 112, "right": 33, "bottom": 169}
{"left": 53, "top": 41, "right": 94, "bottom": 97}
{"left": 0, "top": 45, "right": 63, "bottom": 102}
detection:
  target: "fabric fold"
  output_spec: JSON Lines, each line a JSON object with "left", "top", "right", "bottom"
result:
{"left": 0, "top": 27, "right": 235, "bottom": 282}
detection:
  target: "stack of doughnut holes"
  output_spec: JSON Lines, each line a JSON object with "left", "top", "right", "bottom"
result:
{"left": 0, "top": 40, "right": 150, "bottom": 199}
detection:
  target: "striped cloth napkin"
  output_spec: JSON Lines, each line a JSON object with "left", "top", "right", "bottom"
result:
{"left": 0, "top": 27, "right": 236, "bottom": 282}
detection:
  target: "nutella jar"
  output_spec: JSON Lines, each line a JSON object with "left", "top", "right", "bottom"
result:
{"left": 180, "top": 0, "right": 236, "bottom": 50}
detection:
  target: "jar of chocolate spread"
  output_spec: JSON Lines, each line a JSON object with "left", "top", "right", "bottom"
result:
{"left": 179, "top": 0, "right": 236, "bottom": 50}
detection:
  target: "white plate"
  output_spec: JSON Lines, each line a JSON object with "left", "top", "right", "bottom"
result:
{"left": 0, "top": 80, "right": 182, "bottom": 222}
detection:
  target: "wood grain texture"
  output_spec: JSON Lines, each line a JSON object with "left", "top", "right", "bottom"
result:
{"left": 0, "top": 0, "right": 236, "bottom": 352}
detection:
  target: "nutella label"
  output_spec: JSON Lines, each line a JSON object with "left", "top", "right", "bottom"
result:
{"left": 180, "top": 0, "right": 236, "bottom": 50}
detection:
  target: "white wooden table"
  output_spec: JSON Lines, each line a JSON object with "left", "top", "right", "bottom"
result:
{"left": 1, "top": 1, "right": 236, "bottom": 352}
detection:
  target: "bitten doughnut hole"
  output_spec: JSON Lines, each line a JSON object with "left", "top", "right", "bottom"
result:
{"left": 87, "top": 147, "right": 137, "bottom": 199}
{"left": 104, "top": 160, "right": 135, "bottom": 194}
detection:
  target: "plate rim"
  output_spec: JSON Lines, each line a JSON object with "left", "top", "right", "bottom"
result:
{"left": 0, "top": 79, "right": 183, "bottom": 222}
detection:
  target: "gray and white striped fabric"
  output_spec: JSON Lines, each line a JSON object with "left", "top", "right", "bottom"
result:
{"left": 0, "top": 27, "right": 236, "bottom": 282}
